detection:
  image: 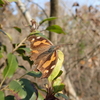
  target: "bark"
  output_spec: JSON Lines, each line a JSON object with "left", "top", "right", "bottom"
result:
{"left": 49, "top": 0, "right": 59, "bottom": 44}
{"left": 16, "top": 0, "right": 32, "bottom": 25}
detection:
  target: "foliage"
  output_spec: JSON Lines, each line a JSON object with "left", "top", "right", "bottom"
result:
{"left": 1, "top": 1, "right": 100, "bottom": 100}
{"left": 0, "top": 3, "right": 67, "bottom": 100}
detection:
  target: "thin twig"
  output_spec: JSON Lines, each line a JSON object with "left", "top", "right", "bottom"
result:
{"left": 66, "top": 43, "right": 100, "bottom": 75}
{"left": 12, "top": 37, "right": 27, "bottom": 53}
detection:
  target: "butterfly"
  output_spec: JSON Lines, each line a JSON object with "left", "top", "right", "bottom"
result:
{"left": 27, "top": 34, "right": 60, "bottom": 78}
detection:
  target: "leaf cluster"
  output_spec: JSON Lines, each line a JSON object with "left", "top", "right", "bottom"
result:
{"left": 0, "top": 2, "right": 68, "bottom": 99}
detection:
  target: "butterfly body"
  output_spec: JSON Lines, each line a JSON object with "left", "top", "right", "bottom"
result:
{"left": 28, "top": 35, "right": 58, "bottom": 78}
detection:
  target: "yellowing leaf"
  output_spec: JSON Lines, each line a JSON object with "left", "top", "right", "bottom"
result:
{"left": 48, "top": 50, "right": 64, "bottom": 82}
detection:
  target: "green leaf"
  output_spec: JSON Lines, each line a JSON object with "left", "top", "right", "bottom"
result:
{"left": 2, "top": 45, "right": 7, "bottom": 52}
{"left": 6, "top": 33, "right": 13, "bottom": 42}
{"left": 0, "top": 31, "right": 13, "bottom": 41}
{"left": 19, "top": 47, "right": 31, "bottom": 53}
{"left": 0, "top": 91, "right": 4, "bottom": 100}
{"left": 0, "top": 29, "right": 13, "bottom": 42}
{"left": 37, "top": 93, "right": 44, "bottom": 100}
{"left": 0, "top": 46, "right": 4, "bottom": 58}
{"left": 53, "top": 70, "right": 63, "bottom": 80}
{"left": 30, "top": 31, "right": 40, "bottom": 35}
{"left": 48, "top": 50, "right": 64, "bottom": 82}
{"left": 19, "top": 65, "right": 27, "bottom": 70}
{"left": 13, "top": 26, "right": 21, "bottom": 33}
{"left": 54, "top": 84, "right": 65, "bottom": 93}
{"left": 0, "top": 0, "right": 4, "bottom": 5}
{"left": 29, "top": 33, "right": 48, "bottom": 39}
{"left": 30, "top": 92, "right": 44, "bottom": 100}
{"left": 9, "top": 80, "right": 27, "bottom": 99}
{"left": 6, "top": 0, "right": 18, "bottom": 2}
{"left": 13, "top": 44, "right": 27, "bottom": 55}
{"left": 22, "top": 56, "right": 33, "bottom": 66}
{"left": 53, "top": 77, "right": 65, "bottom": 93}
{"left": 39, "top": 17, "right": 57, "bottom": 25}
{"left": 0, "top": 52, "right": 3, "bottom": 59}
{"left": 19, "top": 79, "right": 38, "bottom": 100}
{"left": 27, "top": 71, "right": 42, "bottom": 78}
{"left": 46, "top": 25, "right": 66, "bottom": 34}
{"left": 55, "top": 93, "right": 69, "bottom": 100}
{"left": 0, "top": 0, "right": 9, "bottom": 7}
{"left": 3, "top": 53, "right": 18, "bottom": 78}
{"left": 5, "top": 95, "right": 14, "bottom": 100}
{"left": 0, "top": 44, "right": 7, "bottom": 56}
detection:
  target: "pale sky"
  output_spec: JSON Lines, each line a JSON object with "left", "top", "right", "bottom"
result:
{"left": 11, "top": 0, "right": 100, "bottom": 15}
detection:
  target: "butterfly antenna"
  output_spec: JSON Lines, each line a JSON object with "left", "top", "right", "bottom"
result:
{"left": 55, "top": 43, "right": 73, "bottom": 50}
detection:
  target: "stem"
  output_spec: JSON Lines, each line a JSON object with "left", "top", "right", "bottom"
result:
{"left": 0, "top": 76, "right": 6, "bottom": 89}
{"left": 0, "top": 85, "right": 8, "bottom": 91}
{"left": 0, "top": 38, "right": 27, "bottom": 88}
{"left": 18, "top": 71, "right": 31, "bottom": 80}
{"left": 12, "top": 37, "right": 27, "bottom": 53}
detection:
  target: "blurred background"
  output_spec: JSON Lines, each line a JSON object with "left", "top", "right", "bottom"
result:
{"left": 0, "top": 0, "right": 100, "bottom": 100}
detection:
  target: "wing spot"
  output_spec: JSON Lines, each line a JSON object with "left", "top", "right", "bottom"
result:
{"left": 37, "top": 37, "right": 40, "bottom": 39}
{"left": 50, "top": 65, "right": 55, "bottom": 69}
{"left": 44, "top": 70, "right": 49, "bottom": 74}
{"left": 31, "top": 38, "right": 35, "bottom": 42}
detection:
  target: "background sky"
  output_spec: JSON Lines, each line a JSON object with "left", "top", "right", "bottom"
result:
{"left": 11, "top": 0, "right": 100, "bottom": 15}
{"left": 32, "top": 0, "right": 100, "bottom": 7}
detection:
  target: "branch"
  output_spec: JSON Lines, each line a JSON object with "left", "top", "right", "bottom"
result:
{"left": 16, "top": 0, "right": 32, "bottom": 25}
{"left": 28, "top": 0, "right": 48, "bottom": 18}
{"left": 66, "top": 43, "right": 100, "bottom": 75}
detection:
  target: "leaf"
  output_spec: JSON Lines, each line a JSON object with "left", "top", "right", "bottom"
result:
{"left": 19, "top": 47, "right": 31, "bottom": 53}
{"left": 0, "top": 0, "right": 8, "bottom": 7}
{"left": 27, "top": 71, "right": 42, "bottom": 78}
{"left": 5, "top": 95, "right": 14, "bottom": 100}
{"left": 0, "top": 30, "right": 13, "bottom": 41}
{"left": 19, "top": 79, "right": 38, "bottom": 100}
{"left": 6, "top": 0, "right": 18, "bottom": 2}
{"left": 13, "top": 26, "right": 21, "bottom": 33}
{"left": 0, "top": 46, "right": 4, "bottom": 59}
{"left": 0, "top": 91, "right": 4, "bottom": 100}
{"left": 22, "top": 56, "right": 33, "bottom": 66}
{"left": 3, "top": 53, "right": 18, "bottom": 78}
{"left": 16, "top": 48, "right": 25, "bottom": 55}
{"left": 30, "top": 92, "right": 44, "bottom": 100}
{"left": 29, "top": 33, "right": 48, "bottom": 39}
{"left": 54, "top": 84, "right": 65, "bottom": 93}
{"left": 2, "top": 45, "right": 7, "bottom": 52}
{"left": 53, "top": 77, "right": 65, "bottom": 93}
{"left": 6, "top": 33, "right": 13, "bottom": 42}
{"left": 55, "top": 93, "right": 69, "bottom": 100}
{"left": 53, "top": 70, "right": 63, "bottom": 80}
{"left": 0, "top": 29, "right": 6, "bottom": 35}
{"left": 13, "top": 44, "right": 27, "bottom": 55}
{"left": 46, "top": 25, "right": 66, "bottom": 34}
{"left": 30, "top": 30, "right": 40, "bottom": 35}
{"left": 0, "top": 52, "right": 3, "bottom": 59}
{"left": 0, "top": 45, "right": 7, "bottom": 56}
{"left": 9, "top": 80, "right": 27, "bottom": 99}
{"left": 19, "top": 65, "right": 27, "bottom": 70}
{"left": 39, "top": 17, "right": 57, "bottom": 25}
{"left": 48, "top": 50, "right": 64, "bottom": 82}
{"left": 36, "top": 93, "right": 44, "bottom": 100}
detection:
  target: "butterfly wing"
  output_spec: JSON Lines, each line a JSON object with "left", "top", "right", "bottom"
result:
{"left": 37, "top": 51, "right": 58, "bottom": 78}
{"left": 28, "top": 35, "right": 58, "bottom": 78}
{"left": 28, "top": 35, "right": 53, "bottom": 62}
